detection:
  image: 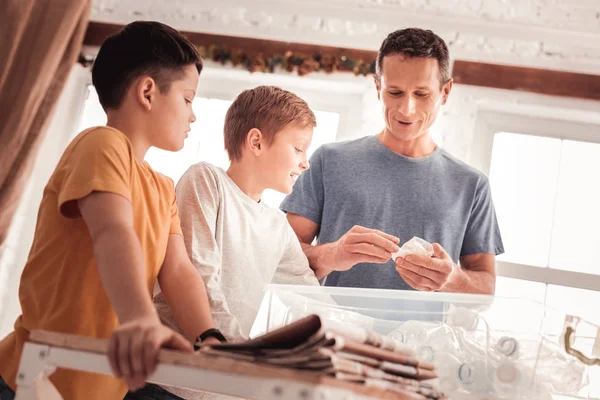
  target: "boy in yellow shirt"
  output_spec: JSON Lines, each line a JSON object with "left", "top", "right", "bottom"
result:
{"left": 0, "top": 21, "right": 223, "bottom": 400}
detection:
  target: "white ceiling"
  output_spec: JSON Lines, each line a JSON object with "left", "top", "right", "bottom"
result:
{"left": 90, "top": 0, "right": 600, "bottom": 74}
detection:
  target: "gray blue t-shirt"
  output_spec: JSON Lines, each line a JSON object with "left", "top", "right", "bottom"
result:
{"left": 281, "top": 135, "right": 504, "bottom": 291}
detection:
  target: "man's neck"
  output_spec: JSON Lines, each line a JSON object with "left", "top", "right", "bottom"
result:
{"left": 377, "top": 130, "right": 437, "bottom": 158}
{"left": 226, "top": 161, "right": 264, "bottom": 203}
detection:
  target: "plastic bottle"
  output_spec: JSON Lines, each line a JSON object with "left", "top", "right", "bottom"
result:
{"left": 457, "top": 360, "right": 494, "bottom": 394}
{"left": 419, "top": 346, "right": 463, "bottom": 392}
{"left": 388, "top": 320, "right": 431, "bottom": 345}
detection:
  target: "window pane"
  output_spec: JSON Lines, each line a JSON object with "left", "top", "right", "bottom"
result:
{"left": 495, "top": 276, "right": 546, "bottom": 304}
{"left": 489, "top": 132, "right": 562, "bottom": 267}
{"left": 192, "top": 98, "right": 233, "bottom": 169}
{"left": 77, "top": 86, "right": 106, "bottom": 133}
{"left": 546, "top": 285, "right": 600, "bottom": 328}
{"left": 489, "top": 277, "right": 547, "bottom": 332}
{"left": 262, "top": 110, "right": 340, "bottom": 208}
{"left": 549, "top": 140, "right": 600, "bottom": 275}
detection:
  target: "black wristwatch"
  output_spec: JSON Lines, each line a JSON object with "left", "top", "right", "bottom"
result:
{"left": 194, "top": 328, "right": 227, "bottom": 350}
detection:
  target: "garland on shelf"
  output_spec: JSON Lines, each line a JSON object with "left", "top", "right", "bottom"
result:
{"left": 78, "top": 45, "right": 376, "bottom": 77}
{"left": 198, "top": 45, "right": 376, "bottom": 76}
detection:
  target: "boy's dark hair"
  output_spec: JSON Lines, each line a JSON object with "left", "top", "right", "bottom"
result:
{"left": 376, "top": 28, "right": 450, "bottom": 86}
{"left": 92, "top": 21, "right": 202, "bottom": 111}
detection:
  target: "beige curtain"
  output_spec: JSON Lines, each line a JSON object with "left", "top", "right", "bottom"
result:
{"left": 0, "top": 0, "right": 91, "bottom": 246}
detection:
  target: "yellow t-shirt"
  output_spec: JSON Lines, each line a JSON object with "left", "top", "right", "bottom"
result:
{"left": 0, "top": 126, "right": 182, "bottom": 399}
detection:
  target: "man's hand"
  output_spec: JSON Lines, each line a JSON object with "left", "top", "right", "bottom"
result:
{"left": 286, "top": 214, "right": 400, "bottom": 279}
{"left": 322, "top": 225, "right": 400, "bottom": 273}
{"left": 394, "top": 243, "right": 458, "bottom": 291}
{"left": 108, "top": 315, "right": 193, "bottom": 391}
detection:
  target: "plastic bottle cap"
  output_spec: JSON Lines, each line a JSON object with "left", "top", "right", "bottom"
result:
{"left": 496, "top": 336, "right": 519, "bottom": 357}
{"left": 496, "top": 363, "right": 520, "bottom": 384}
{"left": 458, "top": 363, "right": 475, "bottom": 384}
{"left": 458, "top": 361, "right": 491, "bottom": 393}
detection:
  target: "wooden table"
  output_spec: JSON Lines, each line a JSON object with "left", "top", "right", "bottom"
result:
{"left": 14, "top": 330, "right": 421, "bottom": 400}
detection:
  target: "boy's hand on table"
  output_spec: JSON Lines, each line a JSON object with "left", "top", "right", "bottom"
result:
{"left": 108, "top": 315, "right": 193, "bottom": 391}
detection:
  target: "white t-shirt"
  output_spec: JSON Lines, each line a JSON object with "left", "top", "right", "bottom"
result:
{"left": 154, "top": 162, "right": 319, "bottom": 399}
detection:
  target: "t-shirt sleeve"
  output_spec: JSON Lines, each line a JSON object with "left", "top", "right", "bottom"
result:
{"left": 280, "top": 145, "right": 326, "bottom": 224}
{"left": 272, "top": 222, "right": 319, "bottom": 286}
{"left": 155, "top": 163, "right": 246, "bottom": 342}
{"left": 460, "top": 176, "right": 505, "bottom": 257}
{"left": 169, "top": 185, "right": 183, "bottom": 237}
{"left": 57, "top": 128, "right": 132, "bottom": 218}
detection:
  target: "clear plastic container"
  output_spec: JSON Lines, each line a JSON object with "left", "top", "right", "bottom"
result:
{"left": 251, "top": 284, "right": 600, "bottom": 399}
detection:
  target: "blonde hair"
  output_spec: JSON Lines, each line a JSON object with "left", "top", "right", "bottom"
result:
{"left": 224, "top": 86, "right": 316, "bottom": 161}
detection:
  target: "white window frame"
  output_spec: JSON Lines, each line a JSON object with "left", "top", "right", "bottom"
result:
{"left": 469, "top": 104, "right": 600, "bottom": 293}
{"left": 192, "top": 65, "right": 367, "bottom": 142}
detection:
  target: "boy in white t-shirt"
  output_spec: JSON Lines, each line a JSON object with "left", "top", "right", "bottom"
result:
{"left": 127, "top": 86, "right": 320, "bottom": 400}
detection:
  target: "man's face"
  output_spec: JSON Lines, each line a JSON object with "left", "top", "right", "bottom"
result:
{"left": 375, "top": 54, "right": 452, "bottom": 144}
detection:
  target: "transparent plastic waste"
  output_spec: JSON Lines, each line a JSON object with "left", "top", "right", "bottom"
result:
{"left": 390, "top": 236, "right": 434, "bottom": 260}
{"left": 252, "top": 284, "right": 598, "bottom": 399}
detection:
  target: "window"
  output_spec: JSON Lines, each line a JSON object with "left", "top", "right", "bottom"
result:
{"left": 489, "top": 132, "right": 560, "bottom": 269}
{"left": 482, "top": 118, "right": 600, "bottom": 397}
{"left": 489, "top": 130, "right": 600, "bottom": 318}
{"left": 470, "top": 108, "right": 600, "bottom": 314}
{"left": 491, "top": 133, "right": 600, "bottom": 276}
{"left": 78, "top": 85, "right": 340, "bottom": 208}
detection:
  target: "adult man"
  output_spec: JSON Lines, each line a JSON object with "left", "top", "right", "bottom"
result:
{"left": 281, "top": 28, "right": 503, "bottom": 294}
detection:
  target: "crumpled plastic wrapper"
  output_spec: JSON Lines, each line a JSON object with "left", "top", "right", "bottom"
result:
{"left": 391, "top": 236, "right": 434, "bottom": 260}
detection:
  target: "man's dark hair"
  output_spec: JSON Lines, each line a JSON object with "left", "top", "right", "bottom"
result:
{"left": 92, "top": 21, "right": 202, "bottom": 111}
{"left": 376, "top": 28, "right": 450, "bottom": 86}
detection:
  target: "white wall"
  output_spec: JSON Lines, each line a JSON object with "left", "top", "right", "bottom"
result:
{"left": 91, "top": 0, "right": 600, "bottom": 74}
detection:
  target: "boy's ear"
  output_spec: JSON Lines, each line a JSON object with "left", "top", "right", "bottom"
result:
{"left": 136, "top": 76, "right": 157, "bottom": 111}
{"left": 247, "top": 128, "right": 264, "bottom": 156}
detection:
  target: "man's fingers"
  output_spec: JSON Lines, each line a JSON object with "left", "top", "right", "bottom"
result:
{"left": 401, "top": 274, "right": 428, "bottom": 291}
{"left": 402, "top": 253, "right": 435, "bottom": 269}
{"left": 348, "top": 243, "right": 392, "bottom": 260}
{"left": 404, "top": 275, "right": 433, "bottom": 292}
{"left": 348, "top": 232, "right": 400, "bottom": 253}
{"left": 373, "top": 230, "right": 400, "bottom": 244}
{"left": 396, "top": 257, "right": 444, "bottom": 283}
{"left": 340, "top": 254, "right": 391, "bottom": 266}
{"left": 396, "top": 267, "right": 438, "bottom": 291}
{"left": 350, "top": 225, "right": 400, "bottom": 245}
{"left": 432, "top": 243, "right": 449, "bottom": 259}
